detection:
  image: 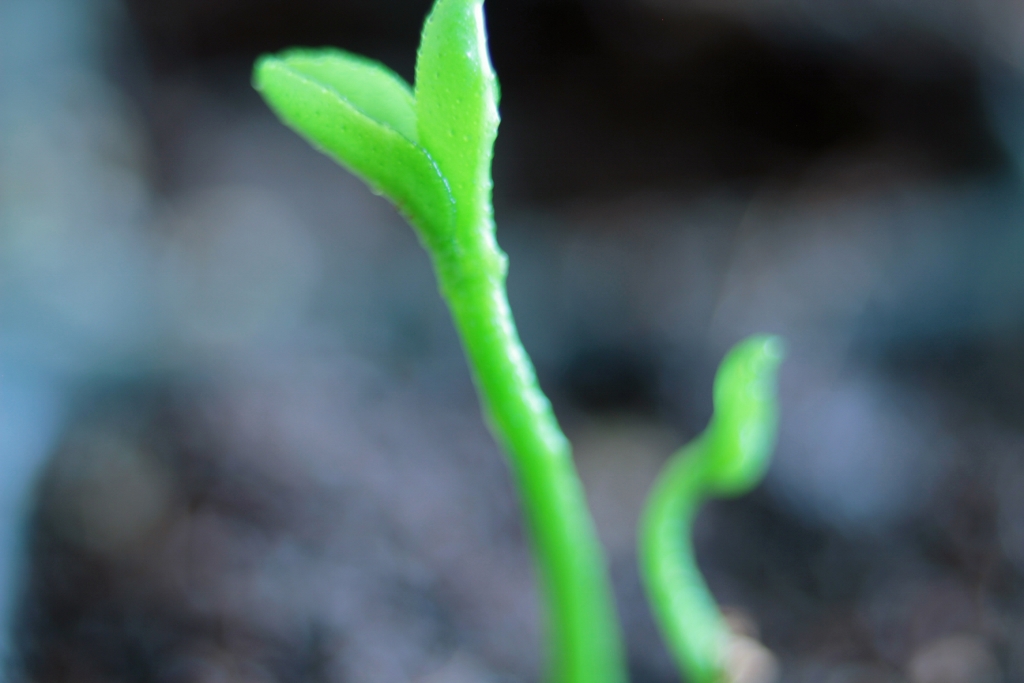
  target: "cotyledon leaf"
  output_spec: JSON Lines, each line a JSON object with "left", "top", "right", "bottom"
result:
{"left": 270, "top": 48, "right": 419, "bottom": 142}
{"left": 702, "top": 334, "right": 785, "bottom": 496}
{"left": 415, "top": 0, "right": 500, "bottom": 258}
{"left": 253, "top": 51, "right": 455, "bottom": 247}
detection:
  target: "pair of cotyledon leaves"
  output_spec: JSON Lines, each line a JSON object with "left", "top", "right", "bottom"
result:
{"left": 253, "top": 0, "right": 498, "bottom": 257}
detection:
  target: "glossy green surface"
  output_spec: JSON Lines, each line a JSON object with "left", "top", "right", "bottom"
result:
{"left": 253, "top": 50, "right": 455, "bottom": 249}
{"left": 254, "top": 2, "right": 626, "bottom": 683}
{"left": 639, "top": 336, "right": 784, "bottom": 683}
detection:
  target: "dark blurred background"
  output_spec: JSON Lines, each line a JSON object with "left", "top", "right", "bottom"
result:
{"left": 3, "top": 0, "right": 1024, "bottom": 681}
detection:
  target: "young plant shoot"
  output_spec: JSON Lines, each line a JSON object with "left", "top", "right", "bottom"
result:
{"left": 640, "top": 336, "right": 784, "bottom": 683}
{"left": 252, "top": 1, "right": 783, "bottom": 682}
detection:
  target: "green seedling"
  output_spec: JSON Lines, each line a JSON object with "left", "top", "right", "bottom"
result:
{"left": 640, "top": 336, "right": 784, "bottom": 683}
{"left": 253, "top": 2, "right": 783, "bottom": 682}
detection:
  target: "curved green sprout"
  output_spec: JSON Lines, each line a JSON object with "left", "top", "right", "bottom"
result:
{"left": 253, "top": 2, "right": 784, "bottom": 683}
{"left": 640, "top": 336, "right": 785, "bottom": 683}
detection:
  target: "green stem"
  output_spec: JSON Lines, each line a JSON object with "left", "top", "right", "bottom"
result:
{"left": 639, "top": 438, "right": 727, "bottom": 683}
{"left": 436, "top": 248, "right": 627, "bottom": 683}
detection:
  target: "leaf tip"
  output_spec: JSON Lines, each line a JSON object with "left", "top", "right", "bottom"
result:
{"left": 705, "top": 334, "right": 786, "bottom": 496}
{"left": 252, "top": 52, "right": 281, "bottom": 92}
